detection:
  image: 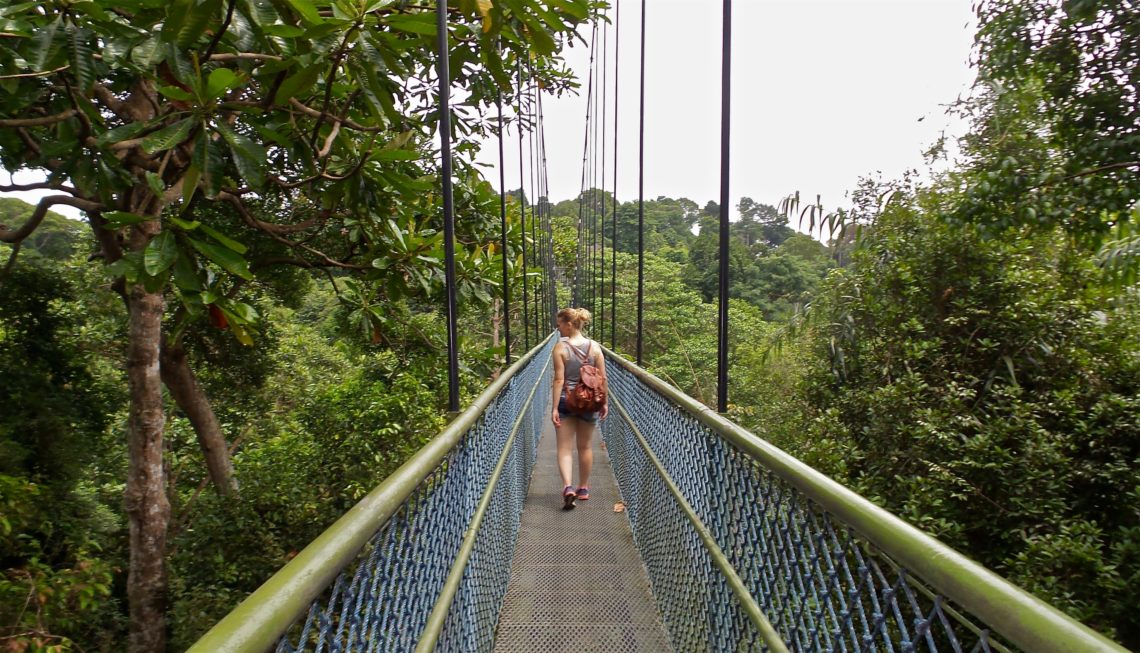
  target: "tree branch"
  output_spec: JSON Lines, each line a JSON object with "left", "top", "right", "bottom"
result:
{"left": 0, "top": 109, "right": 77, "bottom": 127}
{"left": 92, "top": 83, "right": 129, "bottom": 118}
{"left": 287, "top": 98, "right": 387, "bottom": 132}
{"left": 217, "top": 190, "right": 323, "bottom": 235}
{"left": 317, "top": 120, "right": 342, "bottom": 159}
{"left": 0, "top": 195, "right": 103, "bottom": 243}
{"left": 207, "top": 52, "right": 283, "bottom": 63}
{"left": 15, "top": 128, "right": 43, "bottom": 159}
{"left": 1, "top": 240, "right": 22, "bottom": 282}
{"left": 0, "top": 65, "right": 70, "bottom": 80}
{"left": 202, "top": 0, "right": 238, "bottom": 60}
{"left": 159, "top": 340, "right": 238, "bottom": 495}
{"left": 0, "top": 181, "right": 78, "bottom": 193}
{"left": 1063, "top": 160, "right": 1140, "bottom": 181}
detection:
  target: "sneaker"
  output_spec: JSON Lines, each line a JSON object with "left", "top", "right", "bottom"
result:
{"left": 562, "top": 485, "right": 577, "bottom": 511}
{"left": 576, "top": 486, "right": 590, "bottom": 501}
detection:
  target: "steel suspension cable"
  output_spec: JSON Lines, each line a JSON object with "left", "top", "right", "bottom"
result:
{"left": 611, "top": 0, "right": 620, "bottom": 350}
{"left": 538, "top": 90, "right": 555, "bottom": 328}
{"left": 636, "top": 0, "right": 645, "bottom": 366}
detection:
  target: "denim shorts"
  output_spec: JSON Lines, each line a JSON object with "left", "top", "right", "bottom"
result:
{"left": 558, "top": 396, "right": 598, "bottom": 423}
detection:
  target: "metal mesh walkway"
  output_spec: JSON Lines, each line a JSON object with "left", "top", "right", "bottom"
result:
{"left": 493, "top": 420, "right": 673, "bottom": 652}
{"left": 193, "top": 335, "right": 1127, "bottom": 653}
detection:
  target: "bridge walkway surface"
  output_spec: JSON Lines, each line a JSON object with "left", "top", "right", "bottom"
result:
{"left": 493, "top": 419, "right": 673, "bottom": 652}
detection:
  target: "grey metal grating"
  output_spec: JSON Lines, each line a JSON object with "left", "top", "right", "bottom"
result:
{"left": 493, "top": 422, "right": 673, "bottom": 652}
{"left": 494, "top": 624, "right": 672, "bottom": 652}
{"left": 507, "top": 565, "right": 633, "bottom": 594}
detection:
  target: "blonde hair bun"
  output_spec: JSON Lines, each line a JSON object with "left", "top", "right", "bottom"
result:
{"left": 557, "top": 307, "right": 592, "bottom": 330}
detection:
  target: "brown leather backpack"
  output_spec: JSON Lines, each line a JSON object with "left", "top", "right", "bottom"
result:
{"left": 565, "top": 341, "right": 607, "bottom": 412}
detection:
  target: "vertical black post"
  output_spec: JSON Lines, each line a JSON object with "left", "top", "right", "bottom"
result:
{"left": 528, "top": 77, "right": 539, "bottom": 342}
{"left": 497, "top": 93, "right": 511, "bottom": 365}
{"left": 539, "top": 91, "right": 555, "bottom": 329}
{"left": 591, "top": 34, "right": 600, "bottom": 316}
{"left": 437, "top": 0, "right": 459, "bottom": 412}
{"left": 636, "top": 0, "right": 645, "bottom": 366}
{"left": 517, "top": 64, "right": 530, "bottom": 351}
{"left": 611, "top": 0, "right": 620, "bottom": 350}
{"left": 717, "top": 0, "right": 731, "bottom": 413}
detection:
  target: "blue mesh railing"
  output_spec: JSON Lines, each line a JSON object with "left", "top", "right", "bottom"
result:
{"left": 189, "top": 335, "right": 555, "bottom": 653}
{"left": 601, "top": 346, "right": 1126, "bottom": 653}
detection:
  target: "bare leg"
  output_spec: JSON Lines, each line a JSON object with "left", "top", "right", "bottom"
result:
{"left": 556, "top": 416, "right": 578, "bottom": 488}
{"left": 576, "top": 420, "right": 595, "bottom": 488}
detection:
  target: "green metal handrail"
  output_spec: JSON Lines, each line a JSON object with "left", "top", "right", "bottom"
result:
{"left": 414, "top": 352, "right": 552, "bottom": 652}
{"left": 609, "top": 391, "right": 790, "bottom": 653}
{"left": 602, "top": 344, "right": 1128, "bottom": 653}
{"left": 189, "top": 333, "right": 555, "bottom": 653}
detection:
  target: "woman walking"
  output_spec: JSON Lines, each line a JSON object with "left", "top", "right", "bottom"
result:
{"left": 551, "top": 307, "right": 609, "bottom": 510}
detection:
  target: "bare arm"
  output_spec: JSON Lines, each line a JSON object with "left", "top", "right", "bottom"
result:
{"left": 551, "top": 342, "right": 565, "bottom": 426}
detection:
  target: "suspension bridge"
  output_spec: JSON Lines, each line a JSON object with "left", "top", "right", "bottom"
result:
{"left": 189, "top": 2, "right": 1127, "bottom": 652}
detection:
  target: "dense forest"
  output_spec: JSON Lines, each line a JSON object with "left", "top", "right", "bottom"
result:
{"left": 1, "top": 0, "right": 1138, "bottom": 651}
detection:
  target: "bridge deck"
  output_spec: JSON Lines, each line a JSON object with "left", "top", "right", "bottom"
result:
{"left": 493, "top": 419, "right": 673, "bottom": 652}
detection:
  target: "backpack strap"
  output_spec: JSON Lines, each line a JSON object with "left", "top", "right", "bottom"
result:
{"left": 569, "top": 340, "right": 592, "bottom": 364}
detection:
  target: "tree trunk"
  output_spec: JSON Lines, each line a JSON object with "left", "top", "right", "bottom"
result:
{"left": 124, "top": 282, "right": 170, "bottom": 653}
{"left": 161, "top": 340, "right": 238, "bottom": 494}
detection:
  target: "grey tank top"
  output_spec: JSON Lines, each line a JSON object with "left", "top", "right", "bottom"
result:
{"left": 561, "top": 337, "right": 597, "bottom": 394}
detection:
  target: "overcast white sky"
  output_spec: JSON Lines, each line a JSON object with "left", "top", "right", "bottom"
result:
{"left": 4, "top": 0, "right": 977, "bottom": 223}
{"left": 476, "top": 0, "right": 978, "bottom": 221}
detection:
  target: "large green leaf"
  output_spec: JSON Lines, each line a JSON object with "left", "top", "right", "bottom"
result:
{"left": 29, "top": 16, "right": 64, "bottom": 71}
{"left": 205, "top": 67, "right": 244, "bottom": 100}
{"left": 171, "top": 245, "right": 203, "bottom": 290}
{"left": 198, "top": 223, "right": 248, "bottom": 254}
{"left": 143, "top": 230, "right": 178, "bottom": 275}
{"left": 95, "top": 121, "right": 150, "bottom": 147}
{"left": 164, "top": 0, "right": 223, "bottom": 48}
{"left": 283, "top": 0, "right": 321, "bottom": 26}
{"left": 521, "top": 17, "right": 554, "bottom": 55}
{"left": 187, "top": 236, "right": 254, "bottom": 279}
{"left": 219, "top": 298, "right": 259, "bottom": 323}
{"left": 162, "top": 0, "right": 194, "bottom": 42}
{"left": 141, "top": 119, "right": 196, "bottom": 155}
{"left": 190, "top": 129, "right": 225, "bottom": 198}
{"left": 241, "top": 0, "right": 279, "bottom": 26}
{"left": 372, "top": 149, "right": 420, "bottom": 161}
{"left": 273, "top": 63, "right": 322, "bottom": 105}
{"left": 547, "top": 0, "right": 588, "bottom": 21}
{"left": 385, "top": 13, "right": 437, "bottom": 36}
{"left": 67, "top": 25, "right": 96, "bottom": 92}
{"left": 262, "top": 24, "right": 305, "bottom": 37}
{"left": 215, "top": 122, "right": 266, "bottom": 188}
